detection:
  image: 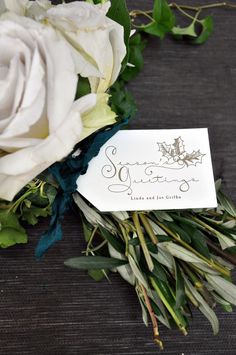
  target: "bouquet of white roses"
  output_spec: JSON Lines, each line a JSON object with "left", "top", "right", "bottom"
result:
{"left": 0, "top": 0, "right": 236, "bottom": 349}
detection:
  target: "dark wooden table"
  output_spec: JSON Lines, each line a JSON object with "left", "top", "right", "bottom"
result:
{"left": 1, "top": 1, "right": 236, "bottom": 354}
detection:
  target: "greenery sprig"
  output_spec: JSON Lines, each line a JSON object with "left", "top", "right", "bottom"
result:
{"left": 0, "top": 175, "right": 57, "bottom": 248}
{"left": 67, "top": 181, "right": 236, "bottom": 349}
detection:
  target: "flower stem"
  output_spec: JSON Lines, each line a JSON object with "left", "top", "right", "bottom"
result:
{"left": 139, "top": 283, "right": 163, "bottom": 350}
{"left": 139, "top": 213, "right": 158, "bottom": 245}
{"left": 169, "top": 2, "right": 236, "bottom": 11}
{"left": 132, "top": 212, "right": 154, "bottom": 271}
{"left": 150, "top": 277, "right": 187, "bottom": 335}
{"left": 154, "top": 220, "right": 230, "bottom": 277}
{"left": 130, "top": 2, "right": 236, "bottom": 24}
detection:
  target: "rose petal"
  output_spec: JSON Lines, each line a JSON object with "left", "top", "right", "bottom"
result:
{"left": 46, "top": 2, "right": 110, "bottom": 31}
{"left": 0, "top": 0, "right": 29, "bottom": 16}
{"left": 0, "top": 94, "right": 97, "bottom": 201}
{"left": 36, "top": 27, "right": 78, "bottom": 132}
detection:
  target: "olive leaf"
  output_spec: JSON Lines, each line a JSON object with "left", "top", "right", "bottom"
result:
{"left": 73, "top": 193, "right": 116, "bottom": 232}
{"left": 163, "top": 242, "right": 220, "bottom": 275}
{"left": 99, "top": 226, "right": 125, "bottom": 254}
{"left": 185, "top": 277, "right": 219, "bottom": 335}
{"left": 108, "top": 243, "right": 135, "bottom": 285}
{"left": 128, "top": 254, "right": 149, "bottom": 289}
{"left": 64, "top": 256, "right": 128, "bottom": 270}
{"left": 213, "top": 293, "right": 233, "bottom": 313}
{"left": 151, "top": 243, "right": 175, "bottom": 270}
{"left": 174, "top": 261, "right": 185, "bottom": 308}
{"left": 217, "top": 190, "right": 236, "bottom": 217}
{"left": 206, "top": 274, "right": 236, "bottom": 306}
{"left": 136, "top": 290, "right": 149, "bottom": 327}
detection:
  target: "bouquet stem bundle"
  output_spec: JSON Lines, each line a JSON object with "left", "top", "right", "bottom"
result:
{"left": 64, "top": 181, "right": 236, "bottom": 349}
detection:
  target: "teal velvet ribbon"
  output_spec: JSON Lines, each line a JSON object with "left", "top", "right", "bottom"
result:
{"left": 35, "top": 118, "right": 129, "bottom": 258}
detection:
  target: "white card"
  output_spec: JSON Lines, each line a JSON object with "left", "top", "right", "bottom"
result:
{"left": 77, "top": 129, "right": 217, "bottom": 212}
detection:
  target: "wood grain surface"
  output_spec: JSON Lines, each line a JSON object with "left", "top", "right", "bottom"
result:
{"left": 1, "top": 1, "right": 236, "bottom": 354}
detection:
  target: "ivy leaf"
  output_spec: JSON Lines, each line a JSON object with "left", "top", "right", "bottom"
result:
{"left": 191, "top": 16, "right": 214, "bottom": 44}
{"left": 107, "top": 0, "right": 131, "bottom": 70}
{"left": 0, "top": 210, "right": 27, "bottom": 248}
{"left": 172, "top": 22, "right": 197, "bottom": 38}
{"left": 21, "top": 206, "right": 50, "bottom": 226}
{"left": 0, "top": 227, "right": 27, "bottom": 248}
{"left": 121, "top": 34, "right": 146, "bottom": 82}
{"left": 143, "top": 0, "right": 175, "bottom": 39}
{"left": 64, "top": 256, "right": 128, "bottom": 270}
{"left": 109, "top": 80, "right": 137, "bottom": 119}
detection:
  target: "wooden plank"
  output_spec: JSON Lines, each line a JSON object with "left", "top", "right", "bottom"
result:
{"left": 0, "top": 1, "right": 235, "bottom": 354}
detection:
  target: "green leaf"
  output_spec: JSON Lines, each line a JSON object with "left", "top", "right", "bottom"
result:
{"left": 191, "top": 16, "right": 214, "bottom": 45}
{"left": 121, "top": 34, "right": 146, "bottom": 82}
{"left": 172, "top": 22, "right": 197, "bottom": 37}
{"left": 107, "top": 0, "right": 131, "bottom": 70}
{"left": 163, "top": 242, "right": 219, "bottom": 275}
{"left": 76, "top": 77, "right": 91, "bottom": 99}
{"left": 27, "top": 190, "right": 48, "bottom": 207}
{"left": 21, "top": 206, "right": 51, "bottom": 225}
{"left": 81, "top": 217, "right": 93, "bottom": 242}
{"left": 217, "top": 190, "right": 236, "bottom": 218}
{"left": 213, "top": 292, "right": 233, "bottom": 313}
{"left": 180, "top": 223, "right": 211, "bottom": 260}
{"left": 206, "top": 274, "right": 236, "bottom": 306}
{"left": 143, "top": 0, "right": 175, "bottom": 39}
{"left": 64, "top": 256, "right": 128, "bottom": 270}
{"left": 99, "top": 226, "right": 125, "bottom": 254}
{"left": 151, "top": 258, "right": 168, "bottom": 283}
{"left": 225, "top": 245, "right": 236, "bottom": 254}
{"left": 0, "top": 227, "right": 27, "bottom": 248}
{"left": 128, "top": 254, "right": 149, "bottom": 289}
{"left": 136, "top": 292, "right": 149, "bottom": 326}
{"left": 44, "top": 184, "right": 57, "bottom": 205}
{"left": 88, "top": 269, "right": 106, "bottom": 281}
{"left": 164, "top": 221, "right": 191, "bottom": 243}
{"left": 156, "top": 235, "right": 172, "bottom": 242}
{"left": 175, "top": 262, "right": 185, "bottom": 308}
{"left": 0, "top": 209, "right": 23, "bottom": 230}
{"left": 109, "top": 80, "right": 137, "bottom": 119}
{"left": 185, "top": 277, "right": 219, "bottom": 335}
{"left": 108, "top": 244, "right": 135, "bottom": 285}
{"left": 151, "top": 277, "right": 188, "bottom": 329}
{"left": 0, "top": 210, "right": 28, "bottom": 248}
{"left": 153, "top": 211, "right": 173, "bottom": 222}
{"left": 191, "top": 229, "right": 211, "bottom": 259}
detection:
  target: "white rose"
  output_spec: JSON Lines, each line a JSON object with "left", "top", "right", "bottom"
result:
{"left": 0, "top": 13, "right": 115, "bottom": 202}
{"left": 0, "top": 0, "right": 28, "bottom": 16}
{"left": 44, "top": 1, "right": 126, "bottom": 93}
